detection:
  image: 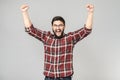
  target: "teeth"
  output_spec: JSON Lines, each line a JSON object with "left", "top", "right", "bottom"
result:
{"left": 56, "top": 30, "right": 61, "bottom": 32}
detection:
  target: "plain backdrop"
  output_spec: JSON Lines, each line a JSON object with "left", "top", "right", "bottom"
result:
{"left": 0, "top": 0, "right": 120, "bottom": 80}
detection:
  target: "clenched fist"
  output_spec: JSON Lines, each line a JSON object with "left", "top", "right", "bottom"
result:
{"left": 20, "top": 4, "right": 29, "bottom": 12}
{"left": 86, "top": 4, "right": 94, "bottom": 13}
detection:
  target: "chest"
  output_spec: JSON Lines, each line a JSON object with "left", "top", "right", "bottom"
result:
{"left": 44, "top": 36, "right": 74, "bottom": 55}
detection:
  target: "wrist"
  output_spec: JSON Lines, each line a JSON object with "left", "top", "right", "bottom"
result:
{"left": 88, "top": 11, "right": 94, "bottom": 15}
{"left": 21, "top": 11, "right": 28, "bottom": 14}
{"left": 22, "top": 11, "right": 29, "bottom": 15}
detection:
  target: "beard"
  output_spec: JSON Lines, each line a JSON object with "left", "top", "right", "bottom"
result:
{"left": 52, "top": 29, "right": 64, "bottom": 39}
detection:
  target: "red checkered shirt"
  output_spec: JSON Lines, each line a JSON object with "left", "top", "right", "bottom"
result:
{"left": 25, "top": 24, "right": 92, "bottom": 78}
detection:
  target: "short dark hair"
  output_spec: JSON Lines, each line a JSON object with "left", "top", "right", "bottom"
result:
{"left": 51, "top": 16, "right": 65, "bottom": 26}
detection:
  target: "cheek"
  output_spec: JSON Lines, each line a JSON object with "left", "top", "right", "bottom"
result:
{"left": 61, "top": 27, "right": 65, "bottom": 31}
{"left": 52, "top": 27, "right": 55, "bottom": 31}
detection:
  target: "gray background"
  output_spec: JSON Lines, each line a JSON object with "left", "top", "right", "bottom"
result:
{"left": 0, "top": 0, "right": 120, "bottom": 80}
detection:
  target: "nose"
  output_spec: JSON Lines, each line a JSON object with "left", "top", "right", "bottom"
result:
{"left": 56, "top": 26, "right": 60, "bottom": 29}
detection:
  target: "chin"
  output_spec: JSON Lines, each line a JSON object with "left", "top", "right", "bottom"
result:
{"left": 53, "top": 31, "right": 64, "bottom": 38}
{"left": 56, "top": 33, "right": 62, "bottom": 36}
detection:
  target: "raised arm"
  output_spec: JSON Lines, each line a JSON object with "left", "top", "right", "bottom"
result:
{"left": 85, "top": 4, "right": 94, "bottom": 29}
{"left": 20, "top": 4, "right": 32, "bottom": 28}
{"left": 20, "top": 4, "right": 48, "bottom": 42}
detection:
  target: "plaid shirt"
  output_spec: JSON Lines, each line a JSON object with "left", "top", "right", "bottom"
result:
{"left": 25, "top": 24, "right": 92, "bottom": 78}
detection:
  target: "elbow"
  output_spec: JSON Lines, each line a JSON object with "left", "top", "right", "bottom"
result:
{"left": 85, "top": 24, "right": 92, "bottom": 29}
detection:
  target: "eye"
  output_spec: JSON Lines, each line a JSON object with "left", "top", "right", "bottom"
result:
{"left": 53, "top": 24, "right": 64, "bottom": 27}
{"left": 59, "top": 24, "right": 64, "bottom": 27}
{"left": 53, "top": 24, "right": 57, "bottom": 27}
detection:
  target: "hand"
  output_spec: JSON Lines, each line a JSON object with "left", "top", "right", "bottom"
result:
{"left": 20, "top": 4, "right": 29, "bottom": 12}
{"left": 86, "top": 4, "right": 94, "bottom": 13}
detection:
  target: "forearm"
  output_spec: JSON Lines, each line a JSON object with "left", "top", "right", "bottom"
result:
{"left": 22, "top": 11, "right": 32, "bottom": 28}
{"left": 85, "top": 4, "right": 94, "bottom": 29}
{"left": 85, "top": 12, "right": 94, "bottom": 29}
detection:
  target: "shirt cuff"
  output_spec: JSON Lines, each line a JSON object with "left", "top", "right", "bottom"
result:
{"left": 84, "top": 24, "right": 92, "bottom": 32}
{"left": 25, "top": 24, "right": 33, "bottom": 32}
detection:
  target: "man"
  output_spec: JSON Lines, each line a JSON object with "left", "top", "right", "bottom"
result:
{"left": 20, "top": 3, "right": 94, "bottom": 80}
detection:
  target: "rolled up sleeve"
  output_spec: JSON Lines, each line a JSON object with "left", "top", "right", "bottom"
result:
{"left": 70, "top": 24, "right": 92, "bottom": 44}
{"left": 25, "top": 25, "right": 49, "bottom": 43}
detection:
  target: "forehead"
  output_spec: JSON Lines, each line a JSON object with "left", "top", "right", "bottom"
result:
{"left": 53, "top": 20, "right": 64, "bottom": 25}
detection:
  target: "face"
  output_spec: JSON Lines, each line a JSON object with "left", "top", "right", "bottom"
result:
{"left": 52, "top": 20, "right": 65, "bottom": 38}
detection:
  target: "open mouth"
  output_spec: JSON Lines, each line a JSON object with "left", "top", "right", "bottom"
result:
{"left": 55, "top": 29, "right": 61, "bottom": 33}
{"left": 53, "top": 29, "right": 64, "bottom": 38}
